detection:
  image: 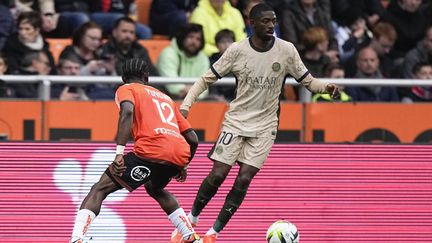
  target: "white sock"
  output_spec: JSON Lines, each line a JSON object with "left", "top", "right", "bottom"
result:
{"left": 188, "top": 212, "right": 199, "bottom": 225}
{"left": 206, "top": 227, "right": 219, "bottom": 236}
{"left": 168, "top": 208, "right": 195, "bottom": 240}
{"left": 71, "top": 209, "right": 96, "bottom": 240}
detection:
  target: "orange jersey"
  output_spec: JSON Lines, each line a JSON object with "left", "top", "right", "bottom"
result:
{"left": 115, "top": 83, "right": 192, "bottom": 168}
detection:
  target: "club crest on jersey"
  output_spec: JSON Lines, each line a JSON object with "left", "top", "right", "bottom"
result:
{"left": 131, "top": 166, "right": 151, "bottom": 181}
{"left": 272, "top": 62, "right": 281, "bottom": 71}
{"left": 215, "top": 146, "right": 223, "bottom": 154}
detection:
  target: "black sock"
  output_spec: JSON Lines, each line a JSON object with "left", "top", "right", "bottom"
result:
{"left": 213, "top": 187, "right": 248, "bottom": 232}
{"left": 191, "top": 177, "right": 219, "bottom": 217}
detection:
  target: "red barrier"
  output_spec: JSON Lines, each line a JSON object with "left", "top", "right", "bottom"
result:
{"left": 0, "top": 143, "right": 431, "bottom": 242}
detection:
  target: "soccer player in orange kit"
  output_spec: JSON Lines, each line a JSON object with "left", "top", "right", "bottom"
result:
{"left": 70, "top": 58, "right": 202, "bottom": 243}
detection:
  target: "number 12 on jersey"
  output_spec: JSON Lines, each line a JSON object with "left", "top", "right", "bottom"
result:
{"left": 152, "top": 99, "right": 179, "bottom": 129}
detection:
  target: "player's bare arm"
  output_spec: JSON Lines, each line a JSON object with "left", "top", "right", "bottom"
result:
{"left": 176, "top": 129, "right": 199, "bottom": 182}
{"left": 113, "top": 101, "right": 134, "bottom": 176}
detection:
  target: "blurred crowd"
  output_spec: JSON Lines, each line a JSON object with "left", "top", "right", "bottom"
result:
{"left": 0, "top": 0, "right": 431, "bottom": 103}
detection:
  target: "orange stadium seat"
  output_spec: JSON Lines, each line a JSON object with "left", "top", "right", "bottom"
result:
{"left": 46, "top": 38, "right": 72, "bottom": 64}
{"left": 139, "top": 39, "right": 170, "bottom": 64}
{"left": 135, "top": 0, "right": 169, "bottom": 40}
{"left": 136, "top": 0, "right": 152, "bottom": 25}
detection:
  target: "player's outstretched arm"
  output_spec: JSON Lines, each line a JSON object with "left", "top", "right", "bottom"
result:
{"left": 180, "top": 70, "right": 218, "bottom": 113}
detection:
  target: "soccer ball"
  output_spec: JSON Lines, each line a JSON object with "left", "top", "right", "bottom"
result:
{"left": 266, "top": 220, "right": 299, "bottom": 243}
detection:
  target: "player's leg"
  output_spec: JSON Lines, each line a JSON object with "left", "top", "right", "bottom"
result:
{"left": 189, "top": 130, "right": 242, "bottom": 225}
{"left": 203, "top": 136, "right": 274, "bottom": 241}
{"left": 145, "top": 167, "right": 201, "bottom": 243}
{"left": 171, "top": 161, "right": 231, "bottom": 243}
{"left": 189, "top": 160, "right": 232, "bottom": 224}
{"left": 70, "top": 172, "right": 122, "bottom": 243}
{"left": 206, "top": 163, "right": 260, "bottom": 238}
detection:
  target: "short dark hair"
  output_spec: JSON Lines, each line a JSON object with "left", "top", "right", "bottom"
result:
{"left": 113, "top": 16, "right": 136, "bottom": 29}
{"left": 58, "top": 55, "right": 81, "bottom": 68}
{"left": 175, "top": 23, "right": 205, "bottom": 53}
{"left": 412, "top": 62, "right": 432, "bottom": 74}
{"left": 249, "top": 3, "right": 274, "bottom": 20}
{"left": 121, "top": 58, "right": 149, "bottom": 83}
{"left": 22, "top": 51, "right": 43, "bottom": 67}
{"left": 17, "top": 11, "right": 42, "bottom": 29}
{"left": 215, "top": 29, "right": 235, "bottom": 44}
{"left": 0, "top": 52, "right": 6, "bottom": 62}
{"left": 323, "top": 63, "right": 344, "bottom": 78}
{"left": 72, "top": 21, "right": 102, "bottom": 47}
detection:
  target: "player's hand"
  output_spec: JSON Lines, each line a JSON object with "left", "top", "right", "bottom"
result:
{"left": 180, "top": 109, "right": 189, "bottom": 118}
{"left": 326, "top": 83, "right": 341, "bottom": 99}
{"left": 112, "top": 154, "right": 126, "bottom": 177}
{"left": 175, "top": 168, "right": 188, "bottom": 182}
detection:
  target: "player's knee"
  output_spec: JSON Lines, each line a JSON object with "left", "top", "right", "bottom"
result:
{"left": 234, "top": 174, "right": 253, "bottom": 190}
{"left": 90, "top": 181, "right": 112, "bottom": 196}
{"left": 208, "top": 171, "right": 227, "bottom": 186}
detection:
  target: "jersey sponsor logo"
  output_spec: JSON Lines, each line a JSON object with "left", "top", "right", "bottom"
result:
{"left": 245, "top": 76, "right": 278, "bottom": 90}
{"left": 272, "top": 62, "right": 281, "bottom": 71}
{"left": 154, "top": 127, "right": 182, "bottom": 138}
{"left": 131, "top": 166, "right": 151, "bottom": 181}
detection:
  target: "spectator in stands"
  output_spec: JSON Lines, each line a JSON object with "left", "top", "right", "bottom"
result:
{"left": 401, "top": 62, "right": 432, "bottom": 103}
{"left": 383, "top": 0, "right": 431, "bottom": 60}
{"left": 209, "top": 29, "right": 235, "bottom": 64}
{"left": 279, "top": 0, "right": 338, "bottom": 54}
{"left": 52, "top": 0, "right": 151, "bottom": 39}
{"left": 300, "top": 26, "right": 334, "bottom": 78}
{"left": 344, "top": 22, "right": 397, "bottom": 78}
{"left": 0, "top": 53, "right": 13, "bottom": 98}
{"left": 345, "top": 47, "right": 399, "bottom": 102}
{"left": 92, "top": 0, "right": 152, "bottom": 39}
{"left": 156, "top": 23, "right": 209, "bottom": 99}
{"left": 331, "top": 0, "right": 386, "bottom": 28}
{"left": 0, "top": 53, "right": 7, "bottom": 75}
{"left": 312, "top": 63, "right": 353, "bottom": 102}
{"left": 0, "top": 79, "right": 12, "bottom": 98}
{"left": 3, "top": 11, "right": 55, "bottom": 74}
{"left": 149, "top": 0, "right": 198, "bottom": 37}
{"left": 333, "top": 11, "right": 372, "bottom": 62}
{"left": 208, "top": 29, "right": 236, "bottom": 101}
{"left": 99, "top": 17, "right": 158, "bottom": 76}
{"left": 401, "top": 26, "right": 432, "bottom": 79}
{"left": 0, "top": 0, "right": 14, "bottom": 50}
{"left": 52, "top": 55, "right": 89, "bottom": 101}
{"left": 59, "top": 21, "right": 117, "bottom": 99}
{"left": 189, "top": 0, "right": 246, "bottom": 56}
{"left": 15, "top": 0, "right": 59, "bottom": 35}
{"left": 9, "top": 51, "right": 51, "bottom": 98}
{"left": 59, "top": 21, "right": 114, "bottom": 76}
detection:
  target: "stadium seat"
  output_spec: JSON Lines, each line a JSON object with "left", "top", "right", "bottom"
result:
{"left": 46, "top": 38, "right": 72, "bottom": 64}
{"left": 139, "top": 39, "right": 170, "bottom": 64}
{"left": 136, "top": 0, "right": 152, "bottom": 25}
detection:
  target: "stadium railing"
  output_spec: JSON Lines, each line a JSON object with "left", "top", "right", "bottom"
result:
{"left": 1, "top": 75, "right": 431, "bottom": 102}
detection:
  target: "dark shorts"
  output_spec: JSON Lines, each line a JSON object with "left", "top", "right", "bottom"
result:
{"left": 105, "top": 152, "right": 180, "bottom": 192}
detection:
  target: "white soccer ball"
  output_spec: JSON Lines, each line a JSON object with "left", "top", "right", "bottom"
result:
{"left": 266, "top": 220, "right": 299, "bottom": 243}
